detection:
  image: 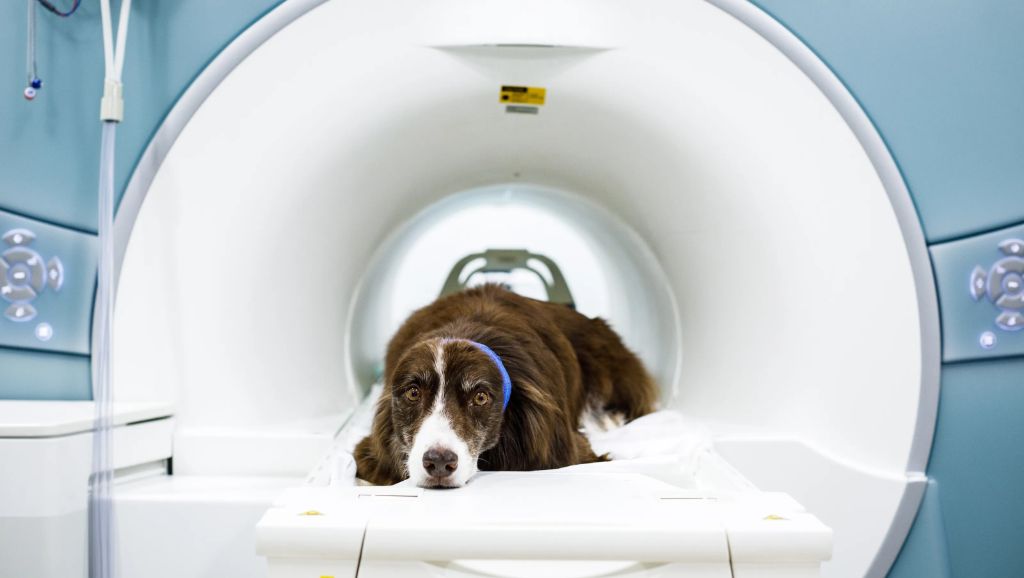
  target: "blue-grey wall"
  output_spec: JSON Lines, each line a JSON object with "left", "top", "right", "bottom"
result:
{"left": 1, "top": 0, "right": 284, "bottom": 232}
{"left": 752, "top": 1, "right": 1024, "bottom": 243}
{"left": 1, "top": 0, "right": 1022, "bottom": 575}
{"left": 0, "top": 0, "right": 282, "bottom": 398}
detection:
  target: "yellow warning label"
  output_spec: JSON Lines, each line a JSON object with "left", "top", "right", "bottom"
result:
{"left": 500, "top": 86, "right": 546, "bottom": 106}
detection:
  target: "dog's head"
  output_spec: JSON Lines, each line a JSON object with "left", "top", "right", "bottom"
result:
{"left": 389, "top": 338, "right": 509, "bottom": 488}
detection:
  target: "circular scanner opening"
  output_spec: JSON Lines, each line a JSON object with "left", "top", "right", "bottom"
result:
{"left": 109, "top": 3, "right": 938, "bottom": 575}
{"left": 347, "top": 183, "right": 682, "bottom": 400}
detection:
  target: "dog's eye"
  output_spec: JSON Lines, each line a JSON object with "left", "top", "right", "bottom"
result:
{"left": 473, "top": 391, "right": 491, "bottom": 406}
{"left": 404, "top": 387, "right": 421, "bottom": 402}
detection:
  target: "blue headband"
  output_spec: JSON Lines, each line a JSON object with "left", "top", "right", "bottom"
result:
{"left": 468, "top": 341, "right": 512, "bottom": 412}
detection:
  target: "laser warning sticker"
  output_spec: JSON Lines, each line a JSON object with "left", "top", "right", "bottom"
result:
{"left": 500, "top": 85, "right": 546, "bottom": 106}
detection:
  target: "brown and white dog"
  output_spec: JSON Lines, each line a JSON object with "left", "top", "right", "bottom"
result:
{"left": 355, "top": 284, "right": 657, "bottom": 488}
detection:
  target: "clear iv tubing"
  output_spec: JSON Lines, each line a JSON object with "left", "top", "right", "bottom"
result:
{"left": 90, "top": 0, "right": 131, "bottom": 575}
{"left": 26, "top": 0, "right": 36, "bottom": 84}
{"left": 90, "top": 121, "right": 116, "bottom": 578}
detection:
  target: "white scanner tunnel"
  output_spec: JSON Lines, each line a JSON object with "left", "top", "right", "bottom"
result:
{"left": 111, "top": 1, "right": 939, "bottom": 577}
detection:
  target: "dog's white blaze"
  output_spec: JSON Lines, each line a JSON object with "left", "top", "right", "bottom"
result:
{"left": 433, "top": 340, "right": 446, "bottom": 388}
{"left": 406, "top": 341, "right": 477, "bottom": 488}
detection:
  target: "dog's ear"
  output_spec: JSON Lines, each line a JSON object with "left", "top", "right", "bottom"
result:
{"left": 354, "top": 389, "right": 405, "bottom": 485}
{"left": 482, "top": 364, "right": 591, "bottom": 471}
{"left": 466, "top": 326, "right": 590, "bottom": 471}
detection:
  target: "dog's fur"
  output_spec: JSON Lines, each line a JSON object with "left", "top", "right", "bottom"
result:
{"left": 354, "top": 284, "right": 656, "bottom": 487}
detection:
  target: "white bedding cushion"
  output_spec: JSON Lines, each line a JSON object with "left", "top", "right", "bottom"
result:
{"left": 331, "top": 388, "right": 714, "bottom": 490}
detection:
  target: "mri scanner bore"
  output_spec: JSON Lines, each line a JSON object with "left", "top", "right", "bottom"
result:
{"left": 109, "top": 0, "right": 933, "bottom": 562}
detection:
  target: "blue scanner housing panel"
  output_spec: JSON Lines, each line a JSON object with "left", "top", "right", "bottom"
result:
{"left": 0, "top": 210, "right": 96, "bottom": 355}
{"left": 932, "top": 222, "right": 1024, "bottom": 361}
{"left": 0, "top": 348, "right": 91, "bottom": 400}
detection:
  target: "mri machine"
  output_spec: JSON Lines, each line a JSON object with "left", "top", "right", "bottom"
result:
{"left": 4, "top": 0, "right": 1020, "bottom": 576}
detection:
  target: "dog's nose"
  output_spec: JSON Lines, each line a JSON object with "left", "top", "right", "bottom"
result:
{"left": 422, "top": 447, "right": 458, "bottom": 478}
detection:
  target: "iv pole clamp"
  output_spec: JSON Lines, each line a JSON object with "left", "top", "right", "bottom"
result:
{"left": 99, "top": 0, "right": 129, "bottom": 124}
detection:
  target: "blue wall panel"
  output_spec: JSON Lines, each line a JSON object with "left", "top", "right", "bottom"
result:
{"left": 752, "top": 0, "right": 1024, "bottom": 243}
{"left": 0, "top": 347, "right": 91, "bottom": 400}
{"left": 0, "top": 0, "right": 284, "bottom": 403}
{"left": 923, "top": 358, "right": 1024, "bottom": 577}
{"left": 887, "top": 481, "right": 952, "bottom": 578}
{"left": 0, "top": 0, "right": 285, "bottom": 232}
{"left": 0, "top": 1, "right": 102, "bottom": 232}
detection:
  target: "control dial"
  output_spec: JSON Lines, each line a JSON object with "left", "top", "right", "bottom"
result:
{"left": 2, "top": 228, "right": 64, "bottom": 324}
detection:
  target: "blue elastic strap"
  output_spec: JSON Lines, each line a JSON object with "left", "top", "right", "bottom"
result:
{"left": 468, "top": 341, "right": 512, "bottom": 412}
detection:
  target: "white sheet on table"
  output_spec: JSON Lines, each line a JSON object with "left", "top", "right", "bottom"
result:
{"left": 330, "top": 387, "right": 714, "bottom": 489}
